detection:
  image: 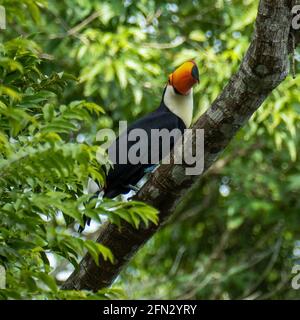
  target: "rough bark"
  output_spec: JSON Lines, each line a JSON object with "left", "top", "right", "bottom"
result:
{"left": 62, "top": 0, "right": 294, "bottom": 291}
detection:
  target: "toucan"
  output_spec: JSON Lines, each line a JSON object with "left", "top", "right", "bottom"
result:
{"left": 79, "top": 61, "right": 199, "bottom": 232}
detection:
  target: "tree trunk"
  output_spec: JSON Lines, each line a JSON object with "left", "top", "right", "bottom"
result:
{"left": 62, "top": 0, "right": 295, "bottom": 291}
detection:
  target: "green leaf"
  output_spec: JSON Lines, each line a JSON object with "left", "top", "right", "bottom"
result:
{"left": 36, "top": 273, "right": 58, "bottom": 292}
{"left": 115, "top": 61, "right": 127, "bottom": 89}
{"left": 84, "top": 240, "right": 114, "bottom": 266}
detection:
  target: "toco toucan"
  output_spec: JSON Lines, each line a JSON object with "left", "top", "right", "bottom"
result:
{"left": 79, "top": 61, "right": 199, "bottom": 232}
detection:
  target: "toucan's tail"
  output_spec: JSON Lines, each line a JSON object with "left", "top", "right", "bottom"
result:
{"left": 78, "top": 178, "right": 102, "bottom": 233}
{"left": 78, "top": 217, "right": 89, "bottom": 233}
{"left": 78, "top": 191, "right": 101, "bottom": 233}
{"left": 78, "top": 188, "right": 125, "bottom": 232}
{"left": 78, "top": 178, "right": 144, "bottom": 232}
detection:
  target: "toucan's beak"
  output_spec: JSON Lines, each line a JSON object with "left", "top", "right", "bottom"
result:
{"left": 168, "top": 61, "right": 199, "bottom": 95}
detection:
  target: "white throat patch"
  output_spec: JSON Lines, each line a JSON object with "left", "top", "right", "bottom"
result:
{"left": 163, "top": 85, "right": 193, "bottom": 128}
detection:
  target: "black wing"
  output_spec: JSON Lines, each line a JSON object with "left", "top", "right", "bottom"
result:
{"left": 104, "top": 104, "right": 185, "bottom": 198}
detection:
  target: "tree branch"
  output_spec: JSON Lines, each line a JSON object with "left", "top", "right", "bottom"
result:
{"left": 62, "top": 0, "right": 293, "bottom": 291}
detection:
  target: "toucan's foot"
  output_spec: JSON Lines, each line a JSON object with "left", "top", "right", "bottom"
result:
{"left": 126, "top": 184, "right": 140, "bottom": 192}
{"left": 144, "top": 165, "right": 157, "bottom": 174}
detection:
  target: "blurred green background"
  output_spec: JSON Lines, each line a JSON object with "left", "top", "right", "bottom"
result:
{"left": 0, "top": 0, "right": 299, "bottom": 299}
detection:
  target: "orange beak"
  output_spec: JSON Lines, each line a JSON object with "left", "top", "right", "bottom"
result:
{"left": 168, "top": 61, "right": 199, "bottom": 95}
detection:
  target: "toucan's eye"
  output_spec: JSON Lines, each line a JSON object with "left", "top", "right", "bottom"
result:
{"left": 191, "top": 64, "right": 199, "bottom": 82}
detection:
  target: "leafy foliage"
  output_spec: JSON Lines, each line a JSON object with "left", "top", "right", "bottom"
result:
{"left": 0, "top": 3, "right": 158, "bottom": 300}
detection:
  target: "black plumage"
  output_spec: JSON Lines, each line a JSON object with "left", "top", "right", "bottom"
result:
{"left": 104, "top": 89, "right": 186, "bottom": 198}
{"left": 78, "top": 61, "right": 199, "bottom": 231}
{"left": 78, "top": 89, "right": 186, "bottom": 232}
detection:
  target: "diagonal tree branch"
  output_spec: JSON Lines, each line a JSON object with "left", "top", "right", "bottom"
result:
{"left": 62, "top": 0, "right": 294, "bottom": 291}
